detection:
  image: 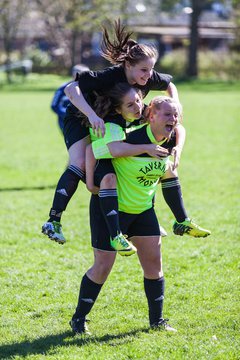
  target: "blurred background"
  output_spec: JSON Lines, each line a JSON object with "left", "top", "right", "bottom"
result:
{"left": 0, "top": 0, "right": 239, "bottom": 83}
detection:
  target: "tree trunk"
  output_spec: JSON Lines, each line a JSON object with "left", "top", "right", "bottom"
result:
{"left": 186, "top": 0, "right": 202, "bottom": 78}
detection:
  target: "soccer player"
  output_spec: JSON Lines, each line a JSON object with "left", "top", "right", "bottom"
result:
{"left": 86, "top": 83, "right": 211, "bottom": 245}
{"left": 70, "top": 96, "right": 204, "bottom": 335}
{"left": 41, "top": 19, "right": 184, "bottom": 251}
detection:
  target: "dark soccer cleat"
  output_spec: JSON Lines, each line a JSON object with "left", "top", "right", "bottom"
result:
{"left": 69, "top": 317, "right": 91, "bottom": 335}
{"left": 150, "top": 318, "right": 177, "bottom": 332}
{"left": 42, "top": 221, "right": 66, "bottom": 244}
{"left": 173, "top": 219, "right": 211, "bottom": 238}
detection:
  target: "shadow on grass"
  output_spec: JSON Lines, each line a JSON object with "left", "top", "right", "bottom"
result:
{"left": 0, "top": 185, "right": 56, "bottom": 192}
{"left": 0, "top": 327, "right": 149, "bottom": 358}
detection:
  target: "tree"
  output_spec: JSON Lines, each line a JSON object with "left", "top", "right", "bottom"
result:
{"left": 35, "top": 0, "right": 126, "bottom": 72}
{"left": 0, "top": 0, "right": 30, "bottom": 82}
{"left": 162, "top": 0, "right": 228, "bottom": 78}
{"left": 186, "top": 0, "right": 204, "bottom": 78}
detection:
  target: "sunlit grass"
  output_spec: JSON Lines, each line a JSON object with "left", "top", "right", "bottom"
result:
{"left": 0, "top": 78, "right": 239, "bottom": 359}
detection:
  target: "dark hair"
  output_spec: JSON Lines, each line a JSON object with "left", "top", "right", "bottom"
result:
{"left": 94, "top": 83, "right": 143, "bottom": 119}
{"left": 101, "top": 19, "right": 158, "bottom": 65}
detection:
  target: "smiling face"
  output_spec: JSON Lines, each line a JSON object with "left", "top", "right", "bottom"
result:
{"left": 125, "top": 57, "right": 156, "bottom": 86}
{"left": 149, "top": 99, "right": 179, "bottom": 140}
{"left": 116, "top": 88, "right": 144, "bottom": 122}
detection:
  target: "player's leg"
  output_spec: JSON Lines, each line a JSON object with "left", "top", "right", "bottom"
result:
{"left": 70, "top": 249, "right": 116, "bottom": 335}
{"left": 70, "top": 195, "right": 117, "bottom": 335}
{"left": 42, "top": 118, "right": 90, "bottom": 244}
{"left": 95, "top": 160, "right": 136, "bottom": 256}
{"left": 129, "top": 208, "right": 177, "bottom": 332}
{"left": 161, "top": 162, "right": 211, "bottom": 238}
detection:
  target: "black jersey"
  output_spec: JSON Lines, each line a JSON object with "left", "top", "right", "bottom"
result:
{"left": 65, "top": 65, "right": 172, "bottom": 121}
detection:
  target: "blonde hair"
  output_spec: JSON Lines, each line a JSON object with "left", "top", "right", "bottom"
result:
{"left": 145, "top": 96, "right": 178, "bottom": 120}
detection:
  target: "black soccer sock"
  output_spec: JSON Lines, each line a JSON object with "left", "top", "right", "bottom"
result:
{"left": 48, "top": 165, "right": 85, "bottom": 222}
{"left": 161, "top": 177, "right": 188, "bottom": 223}
{"left": 98, "top": 189, "right": 121, "bottom": 238}
{"left": 144, "top": 277, "right": 165, "bottom": 326}
{"left": 73, "top": 274, "right": 103, "bottom": 319}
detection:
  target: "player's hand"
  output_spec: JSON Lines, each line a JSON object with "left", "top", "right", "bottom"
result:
{"left": 146, "top": 144, "right": 170, "bottom": 159}
{"left": 89, "top": 115, "right": 105, "bottom": 137}
{"left": 171, "top": 145, "right": 181, "bottom": 169}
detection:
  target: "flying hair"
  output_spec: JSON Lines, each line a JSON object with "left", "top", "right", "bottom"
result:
{"left": 101, "top": 19, "right": 158, "bottom": 65}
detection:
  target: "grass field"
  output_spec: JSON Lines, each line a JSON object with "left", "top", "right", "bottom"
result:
{"left": 0, "top": 75, "right": 240, "bottom": 359}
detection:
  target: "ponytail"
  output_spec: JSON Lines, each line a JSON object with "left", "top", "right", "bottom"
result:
{"left": 101, "top": 19, "right": 158, "bottom": 65}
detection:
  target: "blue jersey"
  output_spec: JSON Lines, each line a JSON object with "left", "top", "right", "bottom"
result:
{"left": 51, "top": 81, "right": 71, "bottom": 130}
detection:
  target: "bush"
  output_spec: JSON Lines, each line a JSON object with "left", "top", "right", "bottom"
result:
{"left": 159, "top": 48, "right": 240, "bottom": 81}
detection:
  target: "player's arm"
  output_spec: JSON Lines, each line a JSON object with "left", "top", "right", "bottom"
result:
{"left": 85, "top": 144, "right": 100, "bottom": 194}
{"left": 64, "top": 81, "right": 105, "bottom": 137}
{"left": 91, "top": 122, "right": 169, "bottom": 159}
{"left": 107, "top": 141, "right": 169, "bottom": 158}
{"left": 171, "top": 123, "right": 186, "bottom": 170}
{"left": 166, "top": 82, "right": 183, "bottom": 122}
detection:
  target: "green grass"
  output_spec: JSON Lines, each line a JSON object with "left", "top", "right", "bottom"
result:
{"left": 0, "top": 75, "right": 240, "bottom": 359}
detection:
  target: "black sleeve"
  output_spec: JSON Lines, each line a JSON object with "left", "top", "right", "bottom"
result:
{"left": 76, "top": 66, "right": 126, "bottom": 94}
{"left": 148, "top": 70, "right": 173, "bottom": 91}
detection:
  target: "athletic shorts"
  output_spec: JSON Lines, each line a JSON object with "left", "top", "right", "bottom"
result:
{"left": 94, "top": 159, "right": 116, "bottom": 187}
{"left": 63, "top": 114, "right": 90, "bottom": 149}
{"left": 90, "top": 194, "right": 160, "bottom": 251}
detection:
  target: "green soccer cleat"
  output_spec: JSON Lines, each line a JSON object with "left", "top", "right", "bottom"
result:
{"left": 150, "top": 318, "right": 177, "bottom": 332}
{"left": 110, "top": 233, "right": 137, "bottom": 256}
{"left": 173, "top": 218, "right": 211, "bottom": 238}
{"left": 42, "top": 221, "right": 66, "bottom": 244}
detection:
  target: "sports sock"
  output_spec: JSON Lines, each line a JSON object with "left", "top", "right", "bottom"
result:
{"left": 161, "top": 177, "right": 188, "bottom": 223}
{"left": 98, "top": 189, "right": 121, "bottom": 238}
{"left": 48, "top": 165, "right": 85, "bottom": 222}
{"left": 144, "top": 277, "right": 165, "bottom": 325}
{"left": 73, "top": 274, "right": 103, "bottom": 319}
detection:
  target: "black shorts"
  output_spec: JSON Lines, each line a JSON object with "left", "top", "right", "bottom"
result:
{"left": 63, "top": 115, "right": 90, "bottom": 149}
{"left": 94, "top": 159, "right": 116, "bottom": 187}
{"left": 90, "top": 195, "right": 160, "bottom": 251}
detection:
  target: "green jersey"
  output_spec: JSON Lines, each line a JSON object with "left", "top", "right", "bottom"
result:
{"left": 90, "top": 122, "right": 126, "bottom": 159}
{"left": 113, "top": 124, "right": 176, "bottom": 214}
{"left": 89, "top": 114, "right": 143, "bottom": 159}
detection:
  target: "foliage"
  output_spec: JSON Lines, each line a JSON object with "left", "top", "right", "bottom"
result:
{"left": 25, "top": 46, "right": 52, "bottom": 72}
{"left": 159, "top": 48, "right": 240, "bottom": 81}
{"left": 0, "top": 0, "right": 31, "bottom": 82}
{"left": 0, "top": 76, "right": 240, "bottom": 359}
{"left": 34, "top": 0, "right": 127, "bottom": 69}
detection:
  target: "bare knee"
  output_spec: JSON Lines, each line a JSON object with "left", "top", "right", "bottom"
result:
{"left": 100, "top": 173, "right": 116, "bottom": 189}
{"left": 143, "top": 254, "right": 163, "bottom": 279}
{"left": 68, "top": 138, "right": 90, "bottom": 171}
{"left": 69, "top": 148, "right": 85, "bottom": 171}
{"left": 87, "top": 262, "right": 112, "bottom": 284}
{"left": 87, "top": 252, "right": 115, "bottom": 283}
{"left": 69, "top": 157, "right": 85, "bottom": 171}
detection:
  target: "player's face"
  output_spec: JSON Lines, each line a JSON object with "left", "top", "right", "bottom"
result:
{"left": 125, "top": 57, "right": 155, "bottom": 86}
{"left": 150, "top": 102, "right": 178, "bottom": 138}
{"left": 116, "top": 88, "right": 143, "bottom": 122}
